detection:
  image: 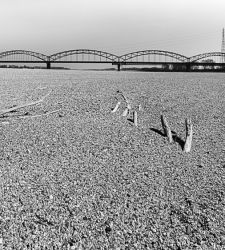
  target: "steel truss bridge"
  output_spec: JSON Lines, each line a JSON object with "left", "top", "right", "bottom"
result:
{"left": 0, "top": 49, "right": 225, "bottom": 71}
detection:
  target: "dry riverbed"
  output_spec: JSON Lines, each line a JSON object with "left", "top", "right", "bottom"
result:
{"left": 0, "top": 70, "right": 225, "bottom": 249}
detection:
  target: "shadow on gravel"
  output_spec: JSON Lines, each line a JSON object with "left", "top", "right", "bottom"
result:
{"left": 150, "top": 128, "right": 185, "bottom": 150}
{"left": 150, "top": 128, "right": 165, "bottom": 137}
{"left": 127, "top": 118, "right": 134, "bottom": 123}
{"left": 172, "top": 133, "right": 185, "bottom": 150}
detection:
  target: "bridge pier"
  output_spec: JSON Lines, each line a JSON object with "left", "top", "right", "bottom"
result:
{"left": 46, "top": 61, "right": 51, "bottom": 69}
{"left": 185, "top": 63, "right": 192, "bottom": 72}
{"left": 117, "top": 64, "right": 121, "bottom": 71}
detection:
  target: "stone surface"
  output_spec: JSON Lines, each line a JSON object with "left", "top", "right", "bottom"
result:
{"left": 0, "top": 69, "right": 224, "bottom": 249}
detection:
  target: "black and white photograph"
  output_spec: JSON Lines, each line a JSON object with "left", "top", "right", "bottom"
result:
{"left": 0, "top": 0, "right": 225, "bottom": 249}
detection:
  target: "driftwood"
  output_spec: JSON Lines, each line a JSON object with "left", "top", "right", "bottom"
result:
{"left": 116, "top": 90, "right": 133, "bottom": 117}
{"left": 116, "top": 90, "right": 129, "bottom": 104}
{"left": 112, "top": 91, "right": 142, "bottom": 126}
{"left": 18, "top": 109, "right": 61, "bottom": 119}
{"left": 133, "top": 111, "right": 138, "bottom": 126}
{"left": 0, "top": 90, "right": 52, "bottom": 117}
{"left": 112, "top": 90, "right": 131, "bottom": 114}
{"left": 184, "top": 118, "right": 193, "bottom": 153}
{"left": 111, "top": 101, "right": 121, "bottom": 113}
{"left": 122, "top": 107, "right": 129, "bottom": 117}
{"left": 122, "top": 104, "right": 131, "bottom": 117}
{"left": 161, "top": 115, "right": 173, "bottom": 143}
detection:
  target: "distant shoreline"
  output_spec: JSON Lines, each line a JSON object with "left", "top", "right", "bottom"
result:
{"left": 0, "top": 65, "right": 70, "bottom": 70}
{"left": 1, "top": 65, "right": 225, "bottom": 72}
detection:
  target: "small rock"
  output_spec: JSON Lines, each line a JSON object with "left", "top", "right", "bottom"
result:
{"left": 105, "top": 226, "right": 112, "bottom": 234}
{"left": 1, "top": 121, "right": 10, "bottom": 125}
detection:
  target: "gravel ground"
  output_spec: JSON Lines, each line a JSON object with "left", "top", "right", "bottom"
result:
{"left": 0, "top": 69, "right": 225, "bottom": 249}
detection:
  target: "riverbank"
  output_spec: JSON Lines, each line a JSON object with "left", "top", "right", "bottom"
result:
{"left": 0, "top": 70, "right": 224, "bottom": 249}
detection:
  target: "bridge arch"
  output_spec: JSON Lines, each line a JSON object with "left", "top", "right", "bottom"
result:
{"left": 50, "top": 49, "right": 119, "bottom": 62}
{"left": 0, "top": 50, "right": 48, "bottom": 61}
{"left": 119, "top": 50, "right": 189, "bottom": 62}
{"left": 190, "top": 52, "right": 225, "bottom": 62}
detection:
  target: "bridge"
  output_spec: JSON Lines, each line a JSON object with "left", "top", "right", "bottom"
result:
{"left": 0, "top": 49, "right": 225, "bottom": 71}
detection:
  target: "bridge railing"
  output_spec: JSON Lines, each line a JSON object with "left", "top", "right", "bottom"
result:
{"left": 0, "top": 50, "right": 48, "bottom": 62}
{"left": 0, "top": 50, "right": 225, "bottom": 69}
{"left": 189, "top": 52, "right": 225, "bottom": 63}
{"left": 50, "top": 49, "right": 119, "bottom": 62}
{"left": 119, "top": 50, "right": 189, "bottom": 63}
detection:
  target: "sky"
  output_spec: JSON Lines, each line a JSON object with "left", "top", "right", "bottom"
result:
{"left": 0, "top": 0, "right": 225, "bottom": 57}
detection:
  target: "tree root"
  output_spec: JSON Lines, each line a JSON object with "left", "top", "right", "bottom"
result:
{"left": 17, "top": 109, "right": 61, "bottom": 119}
{"left": 0, "top": 90, "right": 52, "bottom": 117}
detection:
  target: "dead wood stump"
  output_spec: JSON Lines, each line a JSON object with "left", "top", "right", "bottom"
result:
{"left": 184, "top": 118, "right": 193, "bottom": 153}
{"left": 161, "top": 115, "right": 173, "bottom": 143}
{"left": 111, "top": 101, "right": 121, "bottom": 113}
{"left": 133, "top": 111, "right": 138, "bottom": 126}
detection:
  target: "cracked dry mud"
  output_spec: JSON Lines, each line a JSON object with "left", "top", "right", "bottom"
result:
{"left": 0, "top": 69, "right": 224, "bottom": 249}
